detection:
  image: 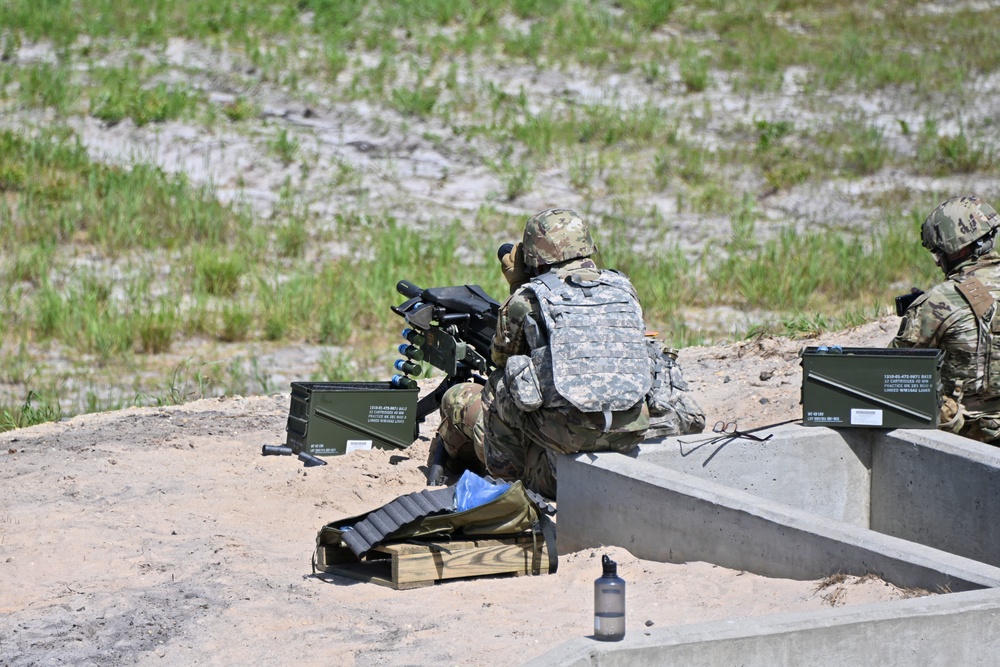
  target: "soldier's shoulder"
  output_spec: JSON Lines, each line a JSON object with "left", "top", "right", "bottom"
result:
{"left": 921, "top": 280, "right": 965, "bottom": 304}
{"left": 501, "top": 287, "right": 535, "bottom": 319}
{"left": 967, "top": 260, "right": 1000, "bottom": 286}
{"left": 900, "top": 282, "right": 966, "bottom": 327}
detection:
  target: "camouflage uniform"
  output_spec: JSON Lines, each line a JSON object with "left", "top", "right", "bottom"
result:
{"left": 891, "top": 195, "right": 1000, "bottom": 443}
{"left": 438, "top": 209, "right": 705, "bottom": 497}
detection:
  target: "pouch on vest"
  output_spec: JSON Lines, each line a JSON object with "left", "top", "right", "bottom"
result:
{"left": 505, "top": 354, "right": 544, "bottom": 412}
{"left": 645, "top": 339, "right": 672, "bottom": 415}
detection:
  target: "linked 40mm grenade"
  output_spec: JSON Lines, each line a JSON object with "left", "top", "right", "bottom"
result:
{"left": 594, "top": 554, "right": 626, "bottom": 641}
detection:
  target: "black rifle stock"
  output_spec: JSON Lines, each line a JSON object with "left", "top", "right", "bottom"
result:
{"left": 391, "top": 281, "right": 501, "bottom": 423}
{"left": 895, "top": 288, "right": 925, "bottom": 317}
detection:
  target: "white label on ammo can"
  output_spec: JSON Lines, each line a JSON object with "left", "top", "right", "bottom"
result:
{"left": 346, "top": 439, "right": 373, "bottom": 452}
{"left": 851, "top": 409, "right": 883, "bottom": 426}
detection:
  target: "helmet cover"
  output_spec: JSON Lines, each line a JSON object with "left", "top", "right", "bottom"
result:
{"left": 921, "top": 195, "right": 1000, "bottom": 257}
{"left": 521, "top": 208, "right": 597, "bottom": 269}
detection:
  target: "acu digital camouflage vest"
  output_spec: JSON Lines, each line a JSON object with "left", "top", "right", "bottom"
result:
{"left": 952, "top": 274, "right": 1000, "bottom": 400}
{"left": 520, "top": 270, "right": 651, "bottom": 418}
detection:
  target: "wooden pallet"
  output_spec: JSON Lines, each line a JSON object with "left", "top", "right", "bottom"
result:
{"left": 315, "top": 534, "right": 552, "bottom": 590}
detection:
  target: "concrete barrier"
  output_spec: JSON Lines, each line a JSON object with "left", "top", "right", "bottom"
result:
{"left": 556, "top": 448, "right": 1000, "bottom": 591}
{"left": 524, "top": 588, "right": 1000, "bottom": 667}
{"left": 872, "top": 429, "right": 1000, "bottom": 568}
{"left": 638, "top": 424, "right": 875, "bottom": 525}
{"left": 544, "top": 425, "right": 1000, "bottom": 666}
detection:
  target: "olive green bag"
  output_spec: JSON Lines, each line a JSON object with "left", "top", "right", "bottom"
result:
{"left": 315, "top": 479, "right": 557, "bottom": 573}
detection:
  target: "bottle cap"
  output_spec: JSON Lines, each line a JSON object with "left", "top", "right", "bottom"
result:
{"left": 602, "top": 554, "right": 617, "bottom": 577}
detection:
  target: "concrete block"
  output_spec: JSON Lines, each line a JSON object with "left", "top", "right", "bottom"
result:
{"left": 872, "top": 429, "right": 1000, "bottom": 568}
{"left": 557, "top": 449, "right": 1000, "bottom": 591}
{"left": 637, "top": 424, "right": 873, "bottom": 525}
{"left": 523, "top": 588, "right": 1000, "bottom": 667}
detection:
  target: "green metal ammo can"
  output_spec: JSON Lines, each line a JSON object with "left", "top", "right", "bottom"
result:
{"left": 800, "top": 346, "right": 943, "bottom": 429}
{"left": 285, "top": 381, "right": 418, "bottom": 457}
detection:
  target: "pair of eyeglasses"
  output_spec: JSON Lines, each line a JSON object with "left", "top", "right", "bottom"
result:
{"left": 712, "top": 421, "right": 773, "bottom": 442}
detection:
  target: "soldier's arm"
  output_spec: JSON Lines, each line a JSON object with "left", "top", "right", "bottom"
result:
{"left": 491, "top": 291, "right": 533, "bottom": 368}
{"left": 889, "top": 289, "right": 952, "bottom": 350}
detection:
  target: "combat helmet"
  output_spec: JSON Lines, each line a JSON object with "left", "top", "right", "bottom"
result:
{"left": 921, "top": 195, "right": 1000, "bottom": 259}
{"left": 521, "top": 208, "right": 597, "bottom": 269}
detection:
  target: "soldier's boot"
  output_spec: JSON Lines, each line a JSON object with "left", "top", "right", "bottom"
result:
{"left": 425, "top": 434, "right": 485, "bottom": 486}
{"left": 426, "top": 435, "right": 450, "bottom": 486}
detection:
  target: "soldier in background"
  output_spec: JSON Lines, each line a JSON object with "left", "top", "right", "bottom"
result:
{"left": 891, "top": 195, "right": 1000, "bottom": 443}
{"left": 436, "top": 208, "right": 705, "bottom": 498}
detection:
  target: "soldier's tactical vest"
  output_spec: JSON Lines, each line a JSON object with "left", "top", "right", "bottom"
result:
{"left": 520, "top": 270, "right": 651, "bottom": 416}
{"left": 953, "top": 274, "right": 1000, "bottom": 400}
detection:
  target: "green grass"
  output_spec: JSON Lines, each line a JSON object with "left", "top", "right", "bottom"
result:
{"left": 0, "top": 391, "right": 62, "bottom": 431}
{"left": 91, "top": 65, "right": 198, "bottom": 126}
{"left": 678, "top": 45, "right": 712, "bottom": 93}
{"left": 0, "top": 130, "right": 248, "bottom": 254}
{"left": 391, "top": 85, "right": 439, "bottom": 117}
{"left": 268, "top": 128, "right": 300, "bottom": 166}
{"left": 222, "top": 96, "right": 259, "bottom": 122}
{"left": 2, "top": 1, "right": 999, "bottom": 98}
{"left": 916, "top": 120, "right": 996, "bottom": 176}
{"left": 136, "top": 301, "right": 178, "bottom": 354}
{"left": 0, "top": 119, "right": 976, "bottom": 430}
{"left": 710, "top": 207, "right": 941, "bottom": 312}
{"left": 3, "top": 0, "right": 1000, "bottom": 431}
{"left": 15, "top": 62, "right": 81, "bottom": 115}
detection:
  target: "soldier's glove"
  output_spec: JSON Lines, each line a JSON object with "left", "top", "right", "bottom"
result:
{"left": 501, "top": 242, "right": 531, "bottom": 292}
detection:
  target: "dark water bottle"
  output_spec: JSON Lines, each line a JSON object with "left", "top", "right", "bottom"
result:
{"left": 594, "top": 554, "right": 626, "bottom": 641}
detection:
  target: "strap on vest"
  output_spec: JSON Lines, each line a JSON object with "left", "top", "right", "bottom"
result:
{"left": 534, "top": 272, "right": 563, "bottom": 290}
{"left": 956, "top": 277, "right": 995, "bottom": 321}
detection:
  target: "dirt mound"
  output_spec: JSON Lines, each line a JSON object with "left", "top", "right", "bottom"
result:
{"left": 679, "top": 315, "right": 899, "bottom": 430}
{"left": 0, "top": 319, "right": 918, "bottom": 667}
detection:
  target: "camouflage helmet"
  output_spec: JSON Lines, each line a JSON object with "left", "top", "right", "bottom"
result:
{"left": 921, "top": 195, "right": 1000, "bottom": 257}
{"left": 521, "top": 208, "right": 597, "bottom": 269}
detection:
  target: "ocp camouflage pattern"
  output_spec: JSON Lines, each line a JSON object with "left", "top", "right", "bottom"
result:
{"left": 922, "top": 195, "right": 1000, "bottom": 256}
{"left": 521, "top": 208, "right": 597, "bottom": 269}
{"left": 892, "top": 252, "right": 1000, "bottom": 442}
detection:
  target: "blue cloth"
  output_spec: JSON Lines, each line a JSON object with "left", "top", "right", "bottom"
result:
{"left": 454, "top": 470, "right": 511, "bottom": 512}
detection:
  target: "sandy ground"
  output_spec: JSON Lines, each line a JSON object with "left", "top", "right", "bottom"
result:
{"left": 0, "top": 316, "right": 927, "bottom": 667}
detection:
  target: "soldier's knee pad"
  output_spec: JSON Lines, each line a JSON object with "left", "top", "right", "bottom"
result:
{"left": 438, "top": 382, "right": 485, "bottom": 457}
